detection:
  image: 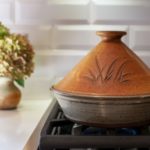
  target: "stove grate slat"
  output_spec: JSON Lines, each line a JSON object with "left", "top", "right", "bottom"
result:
{"left": 38, "top": 102, "right": 150, "bottom": 150}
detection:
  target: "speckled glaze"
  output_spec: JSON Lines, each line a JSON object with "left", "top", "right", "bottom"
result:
{"left": 53, "top": 88, "right": 150, "bottom": 127}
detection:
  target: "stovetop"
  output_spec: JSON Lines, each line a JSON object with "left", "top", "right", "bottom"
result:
{"left": 38, "top": 102, "right": 150, "bottom": 150}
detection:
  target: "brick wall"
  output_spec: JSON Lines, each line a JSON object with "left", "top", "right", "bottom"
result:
{"left": 1, "top": 0, "right": 150, "bottom": 80}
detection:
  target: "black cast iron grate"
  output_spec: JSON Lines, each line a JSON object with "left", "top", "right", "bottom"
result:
{"left": 38, "top": 102, "right": 150, "bottom": 150}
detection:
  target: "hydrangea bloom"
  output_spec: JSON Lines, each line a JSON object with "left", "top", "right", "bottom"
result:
{"left": 0, "top": 23, "right": 34, "bottom": 84}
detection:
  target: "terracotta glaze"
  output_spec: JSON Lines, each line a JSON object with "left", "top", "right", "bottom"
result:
{"left": 54, "top": 31, "right": 150, "bottom": 96}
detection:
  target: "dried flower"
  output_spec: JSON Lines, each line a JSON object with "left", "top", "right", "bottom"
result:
{"left": 0, "top": 22, "right": 34, "bottom": 86}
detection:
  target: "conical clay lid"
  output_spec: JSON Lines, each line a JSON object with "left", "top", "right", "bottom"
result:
{"left": 54, "top": 31, "right": 150, "bottom": 96}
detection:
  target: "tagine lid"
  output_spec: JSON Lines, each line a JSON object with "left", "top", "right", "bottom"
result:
{"left": 54, "top": 31, "right": 150, "bottom": 97}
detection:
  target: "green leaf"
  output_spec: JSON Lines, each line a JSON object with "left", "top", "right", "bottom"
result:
{"left": 0, "top": 25, "right": 9, "bottom": 38}
{"left": 15, "top": 79, "right": 25, "bottom": 87}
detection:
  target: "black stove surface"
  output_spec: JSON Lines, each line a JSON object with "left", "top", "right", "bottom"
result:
{"left": 38, "top": 102, "right": 150, "bottom": 150}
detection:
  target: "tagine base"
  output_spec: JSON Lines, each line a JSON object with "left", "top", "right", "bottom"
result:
{"left": 65, "top": 114, "right": 150, "bottom": 128}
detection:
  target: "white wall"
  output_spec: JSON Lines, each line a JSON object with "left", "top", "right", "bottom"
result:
{"left": 1, "top": 0, "right": 150, "bottom": 80}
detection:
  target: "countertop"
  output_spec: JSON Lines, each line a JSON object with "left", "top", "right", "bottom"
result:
{"left": 0, "top": 78, "right": 56, "bottom": 150}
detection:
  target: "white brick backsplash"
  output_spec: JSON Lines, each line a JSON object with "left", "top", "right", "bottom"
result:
{"left": 129, "top": 26, "right": 150, "bottom": 51}
{"left": 35, "top": 52, "right": 83, "bottom": 78}
{"left": 35, "top": 50, "right": 150, "bottom": 78}
{"left": 92, "top": 0, "right": 150, "bottom": 6}
{"left": 15, "top": 1, "right": 48, "bottom": 25}
{"left": 9, "top": 25, "right": 52, "bottom": 49}
{"left": 46, "top": 1, "right": 90, "bottom": 24}
{"left": 22, "top": 77, "right": 53, "bottom": 100}
{"left": 48, "top": 0, "right": 90, "bottom": 4}
{"left": 92, "top": 2, "right": 150, "bottom": 24}
{"left": 15, "top": 0, "right": 90, "bottom": 25}
{"left": 0, "top": 0, "right": 149, "bottom": 79}
{"left": 53, "top": 25, "right": 128, "bottom": 50}
{"left": 0, "top": 1, "right": 14, "bottom": 24}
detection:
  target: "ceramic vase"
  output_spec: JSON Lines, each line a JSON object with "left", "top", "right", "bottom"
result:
{"left": 0, "top": 77, "right": 21, "bottom": 110}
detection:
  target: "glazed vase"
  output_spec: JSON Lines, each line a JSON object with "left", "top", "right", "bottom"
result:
{"left": 0, "top": 77, "right": 21, "bottom": 110}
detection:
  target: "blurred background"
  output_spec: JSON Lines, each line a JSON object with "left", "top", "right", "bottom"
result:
{"left": 1, "top": 0, "right": 150, "bottom": 99}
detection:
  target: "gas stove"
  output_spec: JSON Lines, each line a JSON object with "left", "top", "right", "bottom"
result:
{"left": 38, "top": 102, "right": 150, "bottom": 150}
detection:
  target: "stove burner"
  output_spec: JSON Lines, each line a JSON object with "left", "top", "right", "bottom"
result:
{"left": 72, "top": 124, "right": 107, "bottom": 136}
{"left": 38, "top": 102, "right": 150, "bottom": 150}
{"left": 82, "top": 126, "right": 107, "bottom": 136}
{"left": 116, "top": 128, "right": 141, "bottom": 136}
{"left": 72, "top": 124, "right": 143, "bottom": 136}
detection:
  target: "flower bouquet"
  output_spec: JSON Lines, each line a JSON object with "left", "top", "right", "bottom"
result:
{"left": 0, "top": 22, "right": 34, "bottom": 86}
{"left": 0, "top": 22, "right": 34, "bottom": 109}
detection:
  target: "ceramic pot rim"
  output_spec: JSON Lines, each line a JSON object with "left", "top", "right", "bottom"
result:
{"left": 51, "top": 86, "right": 150, "bottom": 99}
{"left": 96, "top": 31, "right": 127, "bottom": 36}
